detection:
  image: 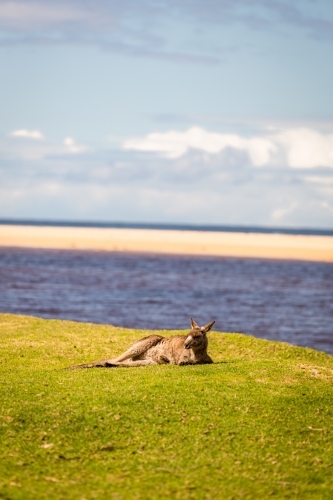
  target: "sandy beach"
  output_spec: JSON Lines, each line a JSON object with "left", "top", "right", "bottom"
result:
{"left": 1, "top": 224, "right": 333, "bottom": 262}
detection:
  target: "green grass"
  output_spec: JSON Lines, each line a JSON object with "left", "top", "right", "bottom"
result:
{"left": 0, "top": 313, "right": 332, "bottom": 500}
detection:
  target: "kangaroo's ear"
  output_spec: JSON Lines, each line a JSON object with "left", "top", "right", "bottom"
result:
{"left": 190, "top": 318, "right": 199, "bottom": 329}
{"left": 201, "top": 321, "right": 215, "bottom": 334}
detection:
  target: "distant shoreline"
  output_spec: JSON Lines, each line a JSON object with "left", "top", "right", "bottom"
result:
{"left": 1, "top": 224, "right": 333, "bottom": 262}
{"left": 0, "top": 218, "right": 332, "bottom": 236}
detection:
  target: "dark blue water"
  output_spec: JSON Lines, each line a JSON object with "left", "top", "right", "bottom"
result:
{"left": 1, "top": 247, "right": 332, "bottom": 354}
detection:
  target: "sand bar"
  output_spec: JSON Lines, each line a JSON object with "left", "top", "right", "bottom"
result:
{"left": 0, "top": 224, "right": 333, "bottom": 262}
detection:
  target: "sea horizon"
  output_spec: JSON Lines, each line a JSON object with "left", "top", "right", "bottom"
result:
{"left": 1, "top": 218, "right": 333, "bottom": 237}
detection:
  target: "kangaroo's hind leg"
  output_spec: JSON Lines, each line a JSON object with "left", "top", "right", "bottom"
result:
{"left": 110, "top": 359, "right": 158, "bottom": 367}
{"left": 65, "top": 335, "right": 163, "bottom": 369}
{"left": 109, "top": 335, "right": 163, "bottom": 363}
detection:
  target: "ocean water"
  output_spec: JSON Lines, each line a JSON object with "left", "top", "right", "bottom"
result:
{"left": 1, "top": 247, "right": 332, "bottom": 354}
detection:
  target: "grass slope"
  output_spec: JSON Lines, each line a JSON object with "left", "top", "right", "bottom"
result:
{"left": 0, "top": 313, "right": 332, "bottom": 500}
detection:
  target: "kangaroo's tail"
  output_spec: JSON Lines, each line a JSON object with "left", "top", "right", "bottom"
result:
{"left": 64, "top": 360, "right": 118, "bottom": 370}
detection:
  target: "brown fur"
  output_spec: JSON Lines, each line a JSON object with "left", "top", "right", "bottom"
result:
{"left": 66, "top": 318, "right": 215, "bottom": 369}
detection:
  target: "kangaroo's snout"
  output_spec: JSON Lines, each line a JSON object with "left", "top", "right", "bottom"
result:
{"left": 184, "top": 335, "right": 193, "bottom": 349}
{"left": 184, "top": 333, "right": 204, "bottom": 350}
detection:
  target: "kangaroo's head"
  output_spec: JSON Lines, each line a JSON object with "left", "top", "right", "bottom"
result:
{"left": 184, "top": 318, "right": 215, "bottom": 350}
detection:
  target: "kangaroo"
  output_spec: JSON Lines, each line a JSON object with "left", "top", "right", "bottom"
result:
{"left": 66, "top": 318, "right": 215, "bottom": 369}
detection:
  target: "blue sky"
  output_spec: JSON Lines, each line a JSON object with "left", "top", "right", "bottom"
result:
{"left": 1, "top": 0, "right": 333, "bottom": 227}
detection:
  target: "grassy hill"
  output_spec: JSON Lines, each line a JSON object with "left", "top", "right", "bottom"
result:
{"left": 0, "top": 313, "right": 332, "bottom": 499}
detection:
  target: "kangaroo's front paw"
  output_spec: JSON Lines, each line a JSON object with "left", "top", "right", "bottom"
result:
{"left": 159, "top": 355, "right": 170, "bottom": 364}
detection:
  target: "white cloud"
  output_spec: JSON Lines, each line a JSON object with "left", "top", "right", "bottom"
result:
{"left": 274, "top": 128, "right": 333, "bottom": 169}
{"left": 123, "top": 126, "right": 333, "bottom": 169}
{"left": 10, "top": 129, "right": 44, "bottom": 140}
{"left": 64, "top": 137, "right": 88, "bottom": 154}
{"left": 123, "top": 126, "right": 276, "bottom": 166}
{"left": 1, "top": 133, "right": 88, "bottom": 159}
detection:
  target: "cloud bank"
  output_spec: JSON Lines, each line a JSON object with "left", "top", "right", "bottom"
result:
{"left": 1, "top": 124, "right": 333, "bottom": 228}
{"left": 123, "top": 126, "right": 333, "bottom": 169}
